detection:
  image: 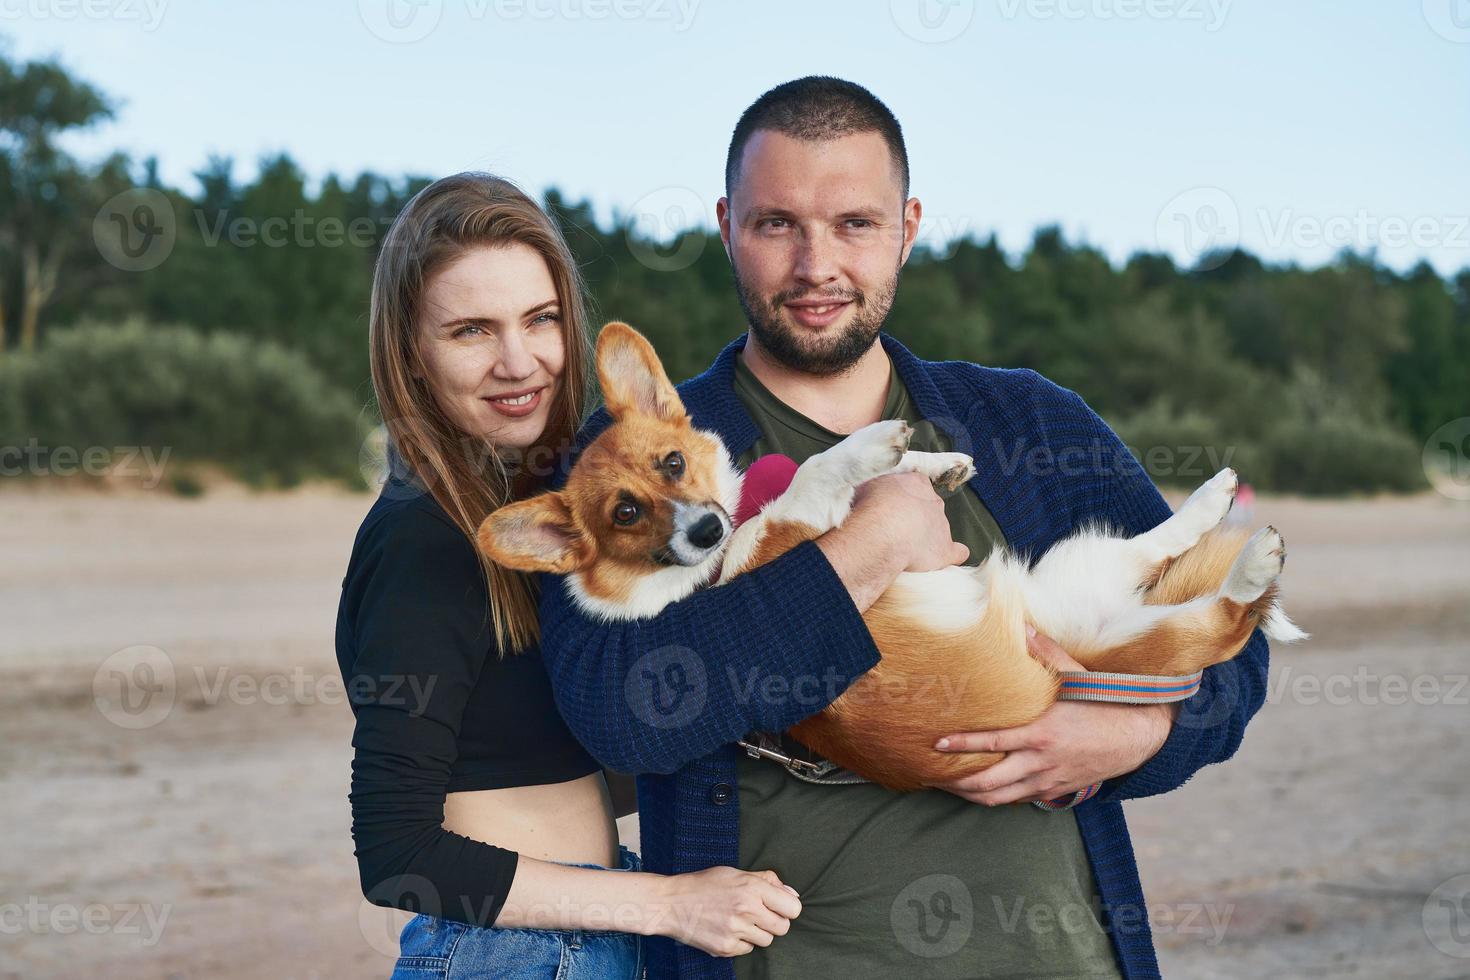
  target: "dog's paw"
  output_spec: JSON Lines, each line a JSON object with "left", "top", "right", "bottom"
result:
{"left": 898, "top": 450, "right": 974, "bottom": 491}
{"left": 1180, "top": 467, "right": 1239, "bottom": 531}
{"left": 830, "top": 420, "right": 912, "bottom": 484}
{"left": 936, "top": 456, "right": 975, "bottom": 492}
{"left": 1223, "top": 525, "right": 1285, "bottom": 603}
{"left": 1208, "top": 466, "right": 1240, "bottom": 497}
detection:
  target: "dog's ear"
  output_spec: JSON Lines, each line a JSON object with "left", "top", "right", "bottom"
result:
{"left": 477, "top": 492, "right": 590, "bottom": 574}
{"left": 597, "top": 321, "right": 687, "bottom": 422}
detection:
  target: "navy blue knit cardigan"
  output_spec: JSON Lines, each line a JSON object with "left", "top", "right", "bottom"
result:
{"left": 538, "top": 332, "right": 1271, "bottom": 979}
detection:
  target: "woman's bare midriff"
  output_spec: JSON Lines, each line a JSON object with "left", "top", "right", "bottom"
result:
{"left": 443, "top": 771, "right": 619, "bottom": 867}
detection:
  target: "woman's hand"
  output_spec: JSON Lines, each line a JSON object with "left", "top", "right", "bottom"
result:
{"left": 646, "top": 866, "right": 802, "bottom": 957}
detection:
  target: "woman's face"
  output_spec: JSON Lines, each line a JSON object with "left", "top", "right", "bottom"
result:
{"left": 417, "top": 242, "right": 566, "bottom": 450}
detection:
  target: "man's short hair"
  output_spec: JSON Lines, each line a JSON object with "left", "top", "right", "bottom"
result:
{"left": 725, "top": 76, "right": 910, "bottom": 200}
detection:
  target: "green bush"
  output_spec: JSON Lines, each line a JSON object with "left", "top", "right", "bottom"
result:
{"left": 1110, "top": 401, "right": 1259, "bottom": 490}
{"left": 1259, "top": 415, "right": 1425, "bottom": 495}
{"left": 0, "top": 320, "right": 369, "bottom": 488}
{"left": 1111, "top": 399, "right": 1425, "bottom": 496}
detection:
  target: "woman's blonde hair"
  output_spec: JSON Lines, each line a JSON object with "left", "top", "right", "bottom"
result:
{"left": 369, "top": 172, "right": 592, "bottom": 653}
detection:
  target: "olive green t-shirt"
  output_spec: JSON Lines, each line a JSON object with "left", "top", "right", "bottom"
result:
{"left": 731, "top": 352, "right": 1122, "bottom": 980}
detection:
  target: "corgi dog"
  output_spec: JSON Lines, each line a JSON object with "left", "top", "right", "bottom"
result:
{"left": 479, "top": 322, "right": 1305, "bottom": 792}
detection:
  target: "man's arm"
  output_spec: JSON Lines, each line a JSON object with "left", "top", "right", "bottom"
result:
{"left": 536, "top": 465, "right": 964, "bottom": 776}
{"left": 537, "top": 540, "right": 877, "bottom": 775}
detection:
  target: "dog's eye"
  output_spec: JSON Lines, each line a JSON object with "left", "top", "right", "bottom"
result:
{"left": 613, "top": 501, "right": 641, "bottom": 526}
{"left": 664, "top": 451, "right": 685, "bottom": 477}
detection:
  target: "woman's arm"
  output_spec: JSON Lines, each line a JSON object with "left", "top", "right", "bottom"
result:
{"left": 498, "top": 860, "right": 802, "bottom": 958}
{"left": 351, "top": 699, "right": 801, "bottom": 954}
{"left": 343, "top": 506, "right": 525, "bottom": 926}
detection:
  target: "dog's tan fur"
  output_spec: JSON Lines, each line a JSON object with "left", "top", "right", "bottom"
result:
{"left": 731, "top": 523, "right": 1272, "bottom": 789}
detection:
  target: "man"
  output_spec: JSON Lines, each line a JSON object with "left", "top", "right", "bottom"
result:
{"left": 539, "top": 76, "right": 1270, "bottom": 979}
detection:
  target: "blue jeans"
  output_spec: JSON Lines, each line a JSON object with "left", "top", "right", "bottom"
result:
{"left": 391, "top": 844, "right": 645, "bottom": 979}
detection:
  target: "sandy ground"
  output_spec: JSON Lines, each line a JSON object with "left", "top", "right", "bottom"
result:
{"left": 1, "top": 483, "right": 1467, "bottom": 979}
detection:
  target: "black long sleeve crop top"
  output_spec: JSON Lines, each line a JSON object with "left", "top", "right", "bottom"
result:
{"left": 334, "top": 474, "right": 602, "bottom": 926}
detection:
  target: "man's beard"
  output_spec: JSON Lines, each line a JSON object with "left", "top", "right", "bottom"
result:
{"left": 732, "top": 260, "right": 900, "bottom": 377}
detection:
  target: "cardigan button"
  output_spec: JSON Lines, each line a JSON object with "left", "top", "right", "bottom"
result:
{"left": 709, "top": 782, "right": 733, "bottom": 805}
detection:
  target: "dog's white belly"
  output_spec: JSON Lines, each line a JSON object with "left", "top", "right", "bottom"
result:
{"left": 885, "top": 566, "right": 991, "bottom": 632}
{"left": 1019, "top": 533, "right": 1151, "bottom": 651}
{"left": 880, "top": 529, "right": 1162, "bottom": 655}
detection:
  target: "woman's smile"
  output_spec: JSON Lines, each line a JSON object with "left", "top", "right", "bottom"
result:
{"left": 483, "top": 385, "right": 546, "bottom": 418}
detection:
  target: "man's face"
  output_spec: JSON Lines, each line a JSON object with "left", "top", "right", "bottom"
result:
{"left": 718, "top": 129, "right": 921, "bottom": 376}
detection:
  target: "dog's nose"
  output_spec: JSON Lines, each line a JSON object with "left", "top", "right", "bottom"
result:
{"left": 687, "top": 513, "right": 725, "bottom": 549}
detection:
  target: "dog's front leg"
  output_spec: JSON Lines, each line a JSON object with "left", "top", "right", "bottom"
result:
{"left": 769, "top": 419, "right": 916, "bottom": 532}
{"left": 894, "top": 450, "right": 975, "bottom": 492}
{"left": 717, "top": 420, "right": 913, "bottom": 583}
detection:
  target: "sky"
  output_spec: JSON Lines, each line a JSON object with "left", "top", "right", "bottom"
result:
{"left": 8, "top": 0, "right": 1469, "bottom": 273}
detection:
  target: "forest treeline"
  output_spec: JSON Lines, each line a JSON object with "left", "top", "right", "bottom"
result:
{"left": 2, "top": 47, "right": 1465, "bottom": 494}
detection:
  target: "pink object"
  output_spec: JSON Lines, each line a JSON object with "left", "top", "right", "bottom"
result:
{"left": 1228, "top": 481, "right": 1256, "bottom": 525}
{"left": 735, "top": 454, "right": 798, "bottom": 527}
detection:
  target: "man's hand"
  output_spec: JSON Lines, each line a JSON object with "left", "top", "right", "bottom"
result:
{"left": 927, "top": 628, "right": 1178, "bottom": 805}
{"left": 850, "top": 471, "right": 970, "bottom": 573}
{"left": 817, "top": 471, "right": 968, "bottom": 612}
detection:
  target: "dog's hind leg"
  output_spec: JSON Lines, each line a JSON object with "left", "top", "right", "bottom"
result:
{"left": 1081, "top": 524, "right": 1304, "bottom": 674}
{"left": 1131, "top": 467, "right": 1239, "bottom": 567}
{"left": 1221, "top": 526, "right": 1307, "bottom": 642}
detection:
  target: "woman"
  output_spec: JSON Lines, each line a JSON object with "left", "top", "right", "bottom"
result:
{"left": 335, "top": 173, "right": 801, "bottom": 979}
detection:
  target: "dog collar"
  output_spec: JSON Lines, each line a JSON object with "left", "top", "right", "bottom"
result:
{"left": 1035, "top": 668, "right": 1204, "bottom": 811}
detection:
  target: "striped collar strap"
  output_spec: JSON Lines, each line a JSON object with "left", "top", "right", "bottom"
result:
{"left": 1034, "top": 669, "right": 1204, "bottom": 812}
{"left": 1056, "top": 669, "right": 1204, "bottom": 705}
{"left": 1035, "top": 782, "right": 1102, "bottom": 811}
